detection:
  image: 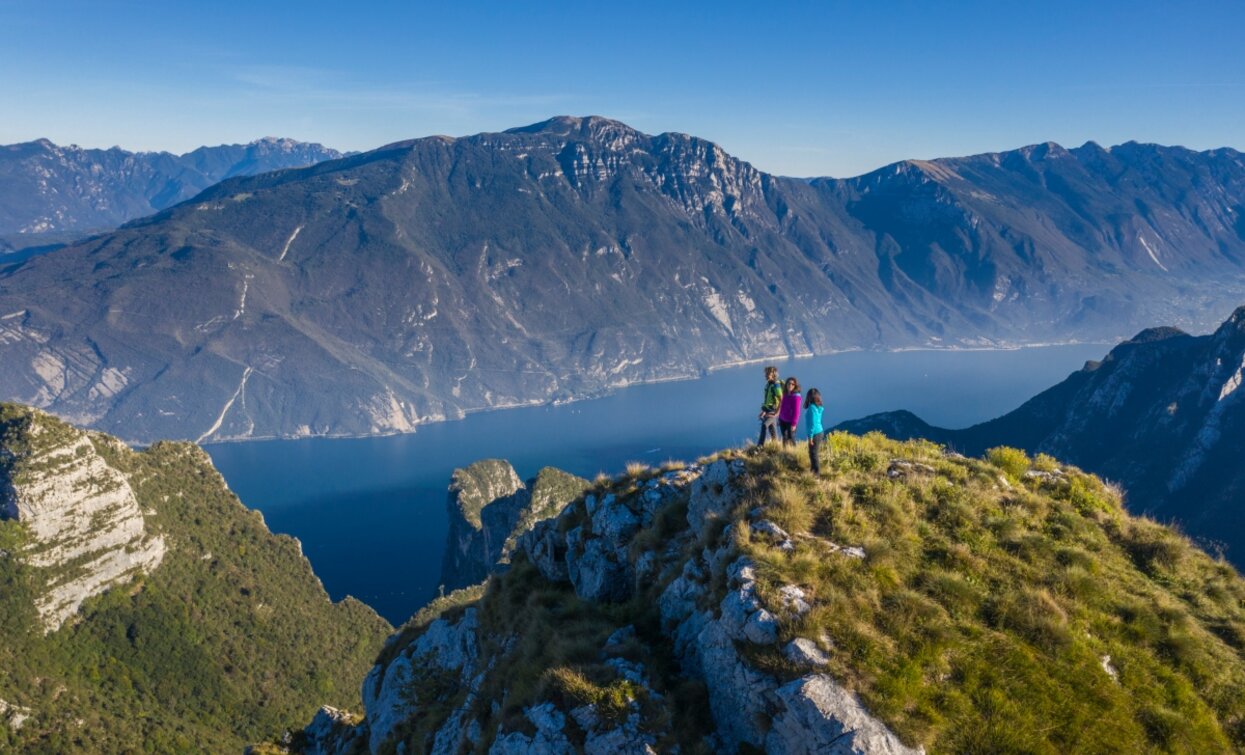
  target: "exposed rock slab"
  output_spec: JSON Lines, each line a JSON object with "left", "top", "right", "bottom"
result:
{"left": 0, "top": 409, "right": 165, "bottom": 631}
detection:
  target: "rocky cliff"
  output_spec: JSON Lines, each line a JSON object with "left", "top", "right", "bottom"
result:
{"left": 441, "top": 460, "right": 588, "bottom": 592}
{"left": 3, "top": 117, "right": 1245, "bottom": 442}
{"left": 0, "top": 404, "right": 391, "bottom": 752}
{"left": 838, "top": 303, "right": 1245, "bottom": 567}
{"left": 0, "top": 412, "right": 166, "bottom": 631}
{"left": 299, "top": 438, "right": 1245, "bottom": 753}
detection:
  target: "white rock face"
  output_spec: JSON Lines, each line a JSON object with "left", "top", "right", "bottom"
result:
{"left": 766, "top": 675, "right": 924, "bottom": 755}
{"left": 361, "top": 608, "right": 481, "bottom": 754}
{"left": 1, "top": 422, "right": 166, "bottom": 632}
{"left": 489, "top": 703, "right": 577, "bottom": 754}
{"left": 662, "top": 550, "right": 920, "bottom": 754}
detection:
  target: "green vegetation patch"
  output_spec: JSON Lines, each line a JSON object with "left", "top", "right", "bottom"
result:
{"left": 0, "top": 405, "right": 392, "bottom": 753}
{"left": 734, "top": 433, "right": 1245, "bottom": 752}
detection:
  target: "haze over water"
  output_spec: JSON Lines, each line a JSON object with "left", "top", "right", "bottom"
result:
{"left": 207, "top": 344, "right": 1107, "bottom": 624}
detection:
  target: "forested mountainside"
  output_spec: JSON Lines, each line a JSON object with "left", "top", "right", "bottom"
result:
{"left": 0, "top": 404, "right": 390, "bottom": 752}
{"left": 0, "top": 136, "right": 342, "bottom": 237}
{"left": 294, "top": 438, "right": 1245, "bottom": 753}
{"left": 838, "top": 304, "right": 1245, "bottom": 567}
{"left": 2, "top": 116, "right": 1244, "bottom": 442}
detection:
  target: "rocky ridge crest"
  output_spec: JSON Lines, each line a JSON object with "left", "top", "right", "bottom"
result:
{"left": 298, "top": 437, "right": 1245, "bottom": 753}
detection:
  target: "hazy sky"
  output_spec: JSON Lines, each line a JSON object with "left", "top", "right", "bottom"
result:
{"left": 2, "top": 0, "right": 1242, "bottom": 177}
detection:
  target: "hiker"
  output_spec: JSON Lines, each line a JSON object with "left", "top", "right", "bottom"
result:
{"left": 757, "top": 366, "right": 783, "bottom": 445}
{"left": 804, "top": 387, "right": 825, "bottom": 473}
{"left": 777, "top": 376, "right": 802, "bottom": 447}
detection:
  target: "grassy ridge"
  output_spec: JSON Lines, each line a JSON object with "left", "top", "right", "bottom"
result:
{"left": 737, "top": 434, "right": 1245, "bottom": 751}
{"left": 379, "top": 433, "right": 1245, "bottom": 753}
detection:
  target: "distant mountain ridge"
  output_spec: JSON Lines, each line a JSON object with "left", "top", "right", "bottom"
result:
{"left": 0, "top": 136, "right": 343, "bottom": 237}
{"left": 1, "top": 116, "right": 1245, "bottom": 442}
{"left": 837, "top": 304, "right": 1245, "bottom": 565}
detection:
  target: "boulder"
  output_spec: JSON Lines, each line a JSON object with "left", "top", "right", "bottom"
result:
{"left": 687, "top": 459, "right": 744, "bottom": 537}
{"left": 363, "top": 609, "right": 480, "bottom": 754}
{"left": 783, "top": 638, "right": 831, "bottom": 669}
{"left": 766, "top": 675, "right": 924, "bottom": 754}
{"left": 568, "top": 534, "right": 633, "bottom": 602}
{"left": 490, "top": 703, "right": 575, "bottom": 754}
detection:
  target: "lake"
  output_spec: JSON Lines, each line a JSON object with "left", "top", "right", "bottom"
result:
{"left": 206, "top": 344, "right": 1108, "bottom": 625}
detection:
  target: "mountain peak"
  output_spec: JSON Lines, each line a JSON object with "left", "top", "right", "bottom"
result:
{"left": 1017, "top": 141, "right": 1072, "bottom": 160}
{"left": 1216, "top": 304, "right": 1245, "bottom": 337}
{"left": 505, "top": 115, "right": 643, "bottom": 139}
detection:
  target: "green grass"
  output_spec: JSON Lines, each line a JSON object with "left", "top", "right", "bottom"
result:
{"left": 736, "top": 432, "right": 1245, "bottom": 752}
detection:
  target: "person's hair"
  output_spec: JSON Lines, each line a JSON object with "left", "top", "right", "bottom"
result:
{"left": 764, "top": 365, "right": 778, "bottom": 381}
{"left": 806, "top": 388, "right": 822, "bottom": 407}
{"left": 785, "top": 376, "right": 801, "bottom": 393}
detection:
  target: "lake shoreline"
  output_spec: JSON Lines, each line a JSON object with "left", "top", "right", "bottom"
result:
{"left": 199, "top": 339, "right": 1116, "bottom": 447}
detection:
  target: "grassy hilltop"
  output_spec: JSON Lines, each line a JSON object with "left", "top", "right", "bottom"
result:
{"left": 365, "top": 433, "right": 1245, "bottom": 753}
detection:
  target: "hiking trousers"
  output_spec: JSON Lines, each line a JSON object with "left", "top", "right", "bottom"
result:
{"left": 779, "top": 420, "right": 796, "bottom": 447}
{"left": 759, "top": 413, "right": 779, "bottom": 445}
{"left": 809, "top": 432, "right": 823, "bottom": 474}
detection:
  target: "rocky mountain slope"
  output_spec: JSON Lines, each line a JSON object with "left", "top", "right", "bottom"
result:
{"left": 441, "top": 460, "right": 588, "bottom": 592}
{"left": 0, "top": 403, "right": 391, "bottom": 752}
{"left": 838, "top": 304, "right": 1245, "bottom": 566}
{"left": 0, "top": 137, "right": 342, "bottom": 237}
{"left": 2, "top": 117, "right": 1245, "bottom": 442}
{"left": 296, "top": 438, "right": 1245, "bottom": 753}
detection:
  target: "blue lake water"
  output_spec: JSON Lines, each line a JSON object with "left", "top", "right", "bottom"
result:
{"left": 206, "top": 344, "right": 1108, "bottom": 625}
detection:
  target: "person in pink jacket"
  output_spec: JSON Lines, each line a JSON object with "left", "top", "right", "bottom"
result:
{"left": 777, "top": 376, "right": 802, "bottom": 447}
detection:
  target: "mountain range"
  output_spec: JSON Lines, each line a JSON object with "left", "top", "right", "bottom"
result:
{"left": 0, "top": 136, "right": 342, "bottom": 241}
{"left": 1, "top": 116, "right": 1245, "bottom": 442}
{"left": 838, "top": 304, "right": 1245, "bottom": 566}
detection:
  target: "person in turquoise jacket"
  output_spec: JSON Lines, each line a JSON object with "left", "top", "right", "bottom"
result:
{"left": 804, "top": 387, "right": 825, "bottom": 474}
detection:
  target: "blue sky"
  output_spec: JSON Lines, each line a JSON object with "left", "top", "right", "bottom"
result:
{"left": 2, "top": 0, "right": 1243, "bottom": 177}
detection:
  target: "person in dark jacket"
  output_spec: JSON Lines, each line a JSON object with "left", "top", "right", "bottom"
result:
{"left": 757, "top": 365, "right": 783, "bottom": 445}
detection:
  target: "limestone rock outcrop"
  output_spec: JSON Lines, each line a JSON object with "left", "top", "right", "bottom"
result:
{"left": 308, "top": 457, "right": 919, "bottom": 754}
{"left": 0, "top": 406, "right": 165, "bottom": 631}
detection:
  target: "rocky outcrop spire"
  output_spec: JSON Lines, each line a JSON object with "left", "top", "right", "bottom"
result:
{"left": 440, "top": 460, "right": 589, "bottom": 591}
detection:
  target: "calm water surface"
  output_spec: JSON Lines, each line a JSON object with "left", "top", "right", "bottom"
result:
{"left": 206, "top": 345, "right": 1107, "bottom": 624}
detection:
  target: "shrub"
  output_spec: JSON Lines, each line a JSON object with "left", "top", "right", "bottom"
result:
{"left": 986, "top": 446, "right": 1030, "bottom": 479}
{"left": 544, "top": 666, "right": 642, "bottom": 723}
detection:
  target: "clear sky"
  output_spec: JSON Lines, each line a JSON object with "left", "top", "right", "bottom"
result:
{"left": 2, "top": 0, "right": 1242, "bottom": 177}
